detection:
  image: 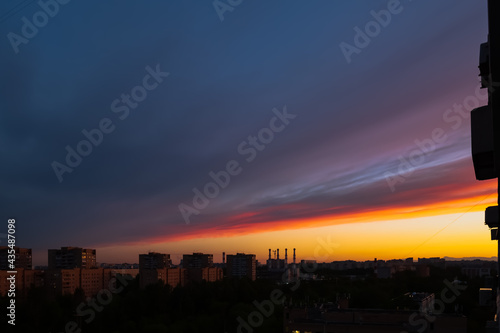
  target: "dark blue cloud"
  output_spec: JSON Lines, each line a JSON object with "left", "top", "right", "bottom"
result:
{"left": 0, "top": 0, "right": 488, "bottom": 259}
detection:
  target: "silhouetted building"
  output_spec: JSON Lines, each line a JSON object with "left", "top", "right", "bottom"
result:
{"left": 180, "top": 253, "right": 223, "bottom": 283}
{"left": 140, "top": 267, "right": 186, "bottom": 289}
{"left": 139, "top": 252, "right": 173, "bottom": 289}
{"left": 460, "top": 261, "right": 494, "bottom": 278}
{"left": 267, "top": 248, "right": 287, "bottom": 271}
{"left": 377, "top": 266, "right": 392, "bottom": 279}
{"left": 376, "top": 260, "right": 418, "bottom": 279}
{"left": 48, "top": 247, "right": 96, "bottom": 269}
{"left": 200, "top": 267, "right": 223, "bottom": 282}
{"left": 418, "top": 257, "right": 446, "bottom": 269}
{"left": 103, "top": 268, "right": 139, "bottom": 290}
{"left": 227, "top": 253, "right": 256, "bottom": 280}
{"left": 0, "top": 246, "right": 32, "bottom": 270}
{"left": 0, "top": 268, "right": 44, "bottom": 297}
{"left": 45, "top": 247, "right": 137, "bottom": 297}
{"left": 99, "top": 263, "right": 139, "bottom": 269}
{"left": 416, "top": 265, "right": 430, "bottom": 278}
{"left": 80, "top": 268, "right": 104, "bottom": 296}
{"left": 182, "top": 253, "right": 213, "bottom": 268}
{"left": 139, "top": 252, "right": 171, "bottom": 270}
{"left": 45, "top": 267, "right": 138, "bottom": 296}
{"left": 480, "top": 288, "right": 494, "bottom": 306}
{"left": 404, "top": 292, "right": 435, "bottom": 313}
{"left": 46, "top": 268, "right": 82, "bottom": 295}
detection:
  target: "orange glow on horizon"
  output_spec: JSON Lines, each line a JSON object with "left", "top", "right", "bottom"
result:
{"left": 87, "top": 178, "right": 497, "bottom": 267}
{"left": 136, "top": 180, "right": 497, "bottom": 245}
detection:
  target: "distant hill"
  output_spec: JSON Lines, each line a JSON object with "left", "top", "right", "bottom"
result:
{"left": 443, "top": 256, "right": 497, "bottom": 261}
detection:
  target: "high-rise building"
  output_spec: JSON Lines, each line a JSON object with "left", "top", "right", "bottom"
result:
{"left": 139, "top": 252, "right": 171, "bottom": 270}
{"left": 48, "top": 247, "right": 96, "bottom": 269}
{"left": 181, "top": 253, "right": 222, "bottom": 283}
{"left": 139, "top": 252, "right": 177, "bottom": 289}
{"left": 0, "top": 246, "right": 32, "bottom": 270}
{"left": 182, "top": 253, "right": 213, "bottom": 269}
{"left": 227, "top": 253, "right": 256, "bottom": 281}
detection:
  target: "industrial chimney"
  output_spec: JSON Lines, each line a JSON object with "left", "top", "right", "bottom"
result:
{"left": 268, "top": 249, "right": 271, "bottom": 260}
{"left": 293, "top": 248, "right": 296, "bottom": 264}
{"left": 277, "top": 248, "right": 280, "bottom": 260}
{"left": 285, "top": 248, "right": 288, "bottom": 264}
{"left": 223, "top": 252, "right": 225, "bottom": 264}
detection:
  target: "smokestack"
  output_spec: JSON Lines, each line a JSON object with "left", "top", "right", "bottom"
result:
{"left": 277, "top": 248, "right": 280, "bottom": 260}
{"left": 285, "top": 248, "right": 288, "bottom": 264}
{"left": 223, "top": 252, "right": 225, "bottom": 264}
{"left": 269, "top": 249, "right": 271, "bottom": 260}
{"left": 293, "top": 248, "right": 296, "bottom": 264}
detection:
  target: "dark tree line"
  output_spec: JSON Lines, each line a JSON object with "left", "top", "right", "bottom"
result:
{"left": 0, "top": 266, "right": 491, "bottom": 332}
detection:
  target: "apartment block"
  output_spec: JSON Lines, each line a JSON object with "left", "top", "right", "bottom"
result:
{"left": 0, "top": 268, "right": 44, "bottom": 297}
{"left": 139, "top": 267, "right": 186, "bottom": 289}
{"left": 0, "top": 246, "right": 32, "bottom": 270}
{"left": 46, "top": 268, "right": 82, "bottom": 295}
{"left": 45, "top": 267, "right": 138, "bottom": 296}
{"left": 201, "top": 266, "right": 223, "bottom": 282}
{"left": 103, "top": 268, "right": 139, "bottom": 290}
{"left": 48, "top": 247, "right": 96, "bottom": 269}
{"left": 227, "top": 253, "right": 256, "bottom": 281}
{"left": 80, "top": 267, "right": 104, "bottom": 297}
{"left": 182, "top": 253, "right": 213, "bottom": 269}
{"left": 139, "top": 252, "right": 171, "bottom": 270}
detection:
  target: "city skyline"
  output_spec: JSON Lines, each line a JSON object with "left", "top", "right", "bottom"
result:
{"left": 3, "top": 244, "right": 498, "bottom": 268}
{"left": 2, "top": 1, "right": 496, "bottom": 269}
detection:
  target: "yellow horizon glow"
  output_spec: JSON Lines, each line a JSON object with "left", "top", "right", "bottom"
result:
{"left": 96, "top": 211, "right": 497, "bottom": 265}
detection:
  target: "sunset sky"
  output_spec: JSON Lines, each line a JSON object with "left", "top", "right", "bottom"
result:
{"left": 0, "top": 0, "right": 496, "bottom": 266}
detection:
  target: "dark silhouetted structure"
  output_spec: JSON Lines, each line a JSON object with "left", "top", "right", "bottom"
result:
{"left": 471, "top": 2, "right": 500, "bottom": 330}
{"left": 226, "top": 253, "right": 256, "bottom": 280}
{"left": 182, "top": 252, "right": 213, "bottom": 268}
{"left": 48, "top": 247, "right": 96, "bottom": 269}
{"left": 139, "top": 252, "right": 171, "bottom": 270}
{"left": 0, "top": 246, "right": 32, "bottom": 270}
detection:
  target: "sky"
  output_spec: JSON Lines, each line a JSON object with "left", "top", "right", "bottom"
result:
{"left": 0, "top": 0, "right": 497, "bottom": 266}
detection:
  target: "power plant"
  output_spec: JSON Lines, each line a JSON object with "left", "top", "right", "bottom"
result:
{"left": 266, "top": 248, "right": 296, "bottom": 271}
